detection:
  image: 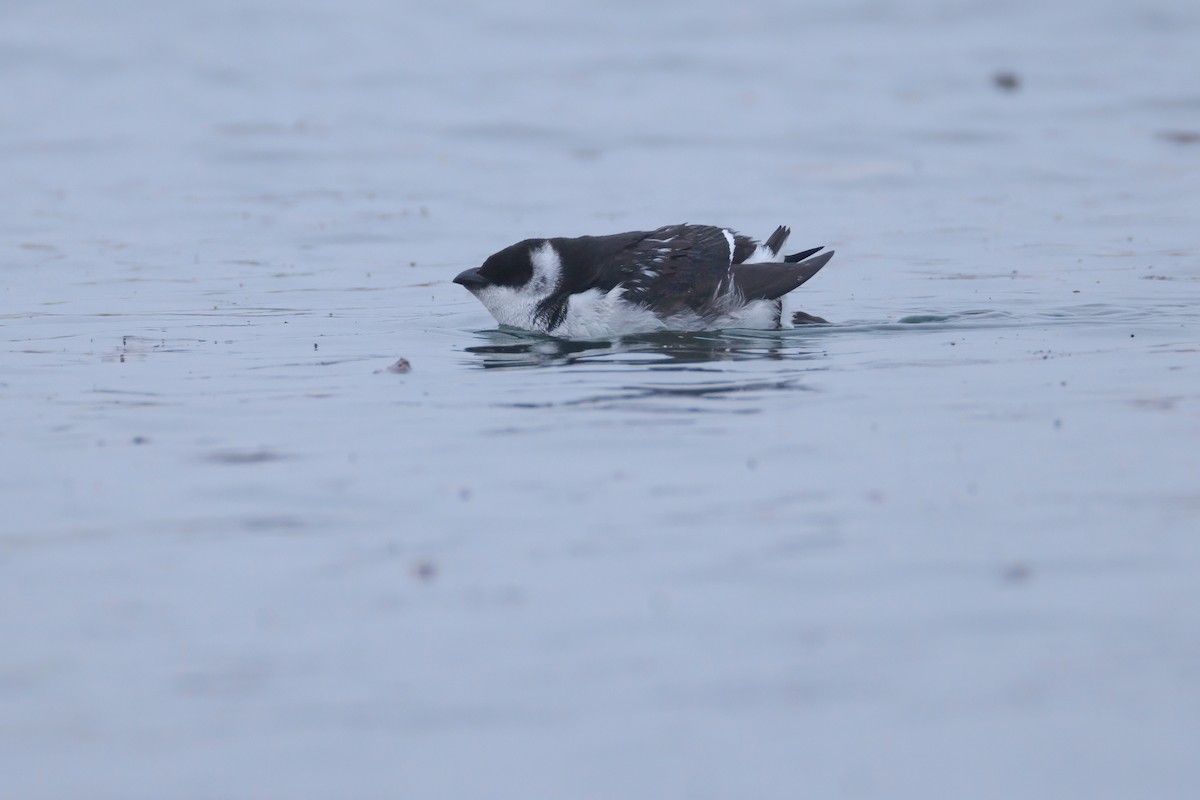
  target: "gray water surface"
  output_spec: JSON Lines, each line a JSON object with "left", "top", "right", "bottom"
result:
{"left": 3, "top": 0, "right": 1200, "bottom": 797}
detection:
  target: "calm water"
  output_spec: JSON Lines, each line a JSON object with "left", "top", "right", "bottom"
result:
{"left": 3, "top": 0, "right": 1200, "bottom": 797}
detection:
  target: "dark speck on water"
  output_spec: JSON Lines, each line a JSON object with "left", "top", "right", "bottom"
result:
{"left": 1001, "top": 562, "right": 1034, "bottom": 584}
{"left": 1159, "top": 130, "right": 1200, "bottom": 144}
{"left": 992, "top": 70, "right": 1021, "bottom": 92}
{"left": 204, "top": 450, "right": 290, "bottom": 465}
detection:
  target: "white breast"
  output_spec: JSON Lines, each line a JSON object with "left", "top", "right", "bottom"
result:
{"left": 549, "top": 287, "right": 781, "bottom": 337}
{"left": 551, "top": 288, "right": 664, "bottom": 337}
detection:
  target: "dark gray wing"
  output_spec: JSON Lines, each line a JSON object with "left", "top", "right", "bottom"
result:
{"left": 730, "top": 250, "right": 834, "bottom": 301}
{"left": 597, "top": 224, "right": 737, "bottom": 316}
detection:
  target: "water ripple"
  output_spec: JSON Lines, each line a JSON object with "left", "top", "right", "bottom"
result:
{"left": 461, "top": 303, "right": 1171, "bottom": 370}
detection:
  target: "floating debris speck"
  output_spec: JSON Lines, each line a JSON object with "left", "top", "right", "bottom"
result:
{"left": 1159, "top": 130, "right": 1200, "bottom": 145}
{"left": 992, "top": 71, "right": 1020, "bottom": 92}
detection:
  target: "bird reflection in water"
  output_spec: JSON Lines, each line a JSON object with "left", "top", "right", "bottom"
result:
{"left": 463, "top": 328, "right": 825, "bottom": 370}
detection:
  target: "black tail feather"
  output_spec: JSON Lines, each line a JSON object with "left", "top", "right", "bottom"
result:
{"left": 763, "top": 225, "right": 791, "bottom": 256}
{"left": 784, "top": 245, "right": 824, "bottom": 263}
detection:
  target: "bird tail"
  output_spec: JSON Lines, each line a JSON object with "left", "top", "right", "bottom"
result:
{"left": 784, "top": 245, "right": 824, "bottom": 263}
{"left": 763, "top": 225, "right": 791, "bottom": 256}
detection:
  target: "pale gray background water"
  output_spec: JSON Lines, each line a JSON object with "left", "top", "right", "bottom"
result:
{"left": 3, "top": 0, "right": 1199, "bottom": 797}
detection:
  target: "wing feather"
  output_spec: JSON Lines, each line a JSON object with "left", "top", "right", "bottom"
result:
{"left": 731, "top": 251, "right": 834, "bottom": 301}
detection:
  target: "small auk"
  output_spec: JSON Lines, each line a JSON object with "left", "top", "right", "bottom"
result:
{"left": 454, "top": 224, "right": 833, "bottom": 337}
